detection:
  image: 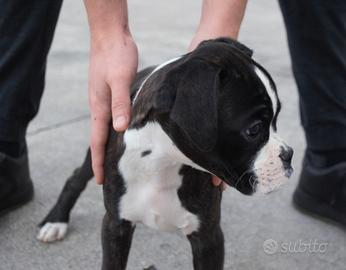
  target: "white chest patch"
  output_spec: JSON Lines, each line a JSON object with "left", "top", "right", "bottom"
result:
{"left": 118, "top": 123, "right": 200, "bottom": 235}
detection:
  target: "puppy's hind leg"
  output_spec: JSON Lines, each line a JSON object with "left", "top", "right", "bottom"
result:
{"left": 37, "top": 148, "right": 93, "bottom": 243}
{"left": 187, "top": 225, "right": 225, "bottom": 270}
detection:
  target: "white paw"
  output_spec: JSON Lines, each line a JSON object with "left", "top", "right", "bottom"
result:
{"left": 37, "top": 222, "right": 68, "bottom": 243}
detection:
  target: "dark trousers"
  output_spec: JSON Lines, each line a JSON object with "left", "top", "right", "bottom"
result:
{"left": 0, "top": 0, "right": 63, "bottom": 143}
{"left": 279, "top": 0, "right": 346, "bottom": 152}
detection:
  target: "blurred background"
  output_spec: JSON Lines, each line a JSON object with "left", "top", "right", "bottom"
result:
{"left": 0, "top": 0, "right": 345, "bottom": 269}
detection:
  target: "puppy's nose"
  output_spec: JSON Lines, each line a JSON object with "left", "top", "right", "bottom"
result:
{"left": 279, "top": 146, "right": 294, "bottom": 165}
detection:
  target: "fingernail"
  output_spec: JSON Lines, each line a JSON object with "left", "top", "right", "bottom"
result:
{"left": 114, "top": 115, "right": 127, "bottom": 130}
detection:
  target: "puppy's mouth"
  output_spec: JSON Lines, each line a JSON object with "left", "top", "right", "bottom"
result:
{"left": 220, "top": 169, "right": 258, "bottom": 195}
{"left": 234, "top": 172, "right": 258, "bottom": 195}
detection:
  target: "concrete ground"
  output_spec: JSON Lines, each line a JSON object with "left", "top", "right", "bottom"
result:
{"left": 0, "top": 0, "right": 345, "bottom": 269}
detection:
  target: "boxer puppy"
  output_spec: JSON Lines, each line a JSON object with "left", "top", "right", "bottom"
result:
{"left": 38, "top": 38, "right": 293, "bottom": 270}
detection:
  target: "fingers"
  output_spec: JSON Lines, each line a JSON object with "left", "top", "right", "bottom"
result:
{"left": 87, "top": 34, "right": 138, "bottom": 185}
{"left": 212, "top": 175, "right": 228, "bottom": 191}
{"left": 89, "top": 79, "right": 112, "bottom": 185}
{"left": 90, "top": 110, "right": 110, "bottom": 185}
{"left": 110, "top": 82, "right": 131, "bottom": 132}
{"left": 212, "top": 175, "right": 222, "bottom": 186}
{"left": 89, "top": 80, "right": 131, "bottom": 184}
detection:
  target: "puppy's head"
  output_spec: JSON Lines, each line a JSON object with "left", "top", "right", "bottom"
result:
{"left": 134, "top": 38, "right": 293, "bottom": 195}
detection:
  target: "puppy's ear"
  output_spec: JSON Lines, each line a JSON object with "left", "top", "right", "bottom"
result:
{"left": 155, "top": 60, "right": 220, "bottom": 152}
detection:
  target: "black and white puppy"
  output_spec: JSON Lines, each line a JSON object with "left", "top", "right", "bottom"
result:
{"left": 38, "top": 38, "right": 293, "bottom": 270}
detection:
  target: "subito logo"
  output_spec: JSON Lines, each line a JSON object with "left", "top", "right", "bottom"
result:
{"left": 263, "top": 239, "right": 278, "bottom": 255}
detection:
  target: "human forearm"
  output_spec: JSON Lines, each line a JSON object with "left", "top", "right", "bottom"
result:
{"left": 200, "top": 0, "right": 247, "bottom": 38}
{"left": 83, "top": 0, "right": 131, "bottom": 45}
{"left": 190, "top": 0, "right": 247, "bottom": 50}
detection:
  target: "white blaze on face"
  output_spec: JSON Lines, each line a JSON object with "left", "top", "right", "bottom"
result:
{"left": 254, "top": 66, "right": 278, "bottom": 116}
{"left": 253, "top": 67, "right": 291, "bottom": 194}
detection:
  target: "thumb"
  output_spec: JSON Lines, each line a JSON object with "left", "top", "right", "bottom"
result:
{"left": 111, "top": 83, "right": 131, "bottom": 132}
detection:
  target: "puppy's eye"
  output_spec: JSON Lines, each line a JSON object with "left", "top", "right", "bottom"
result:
{"left": 245, "top": 122, "right": 263, "bottom": 139}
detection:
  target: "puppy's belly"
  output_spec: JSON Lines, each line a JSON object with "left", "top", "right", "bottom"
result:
{"left": 119, "top": 180, "right": 199, "bottom": 235}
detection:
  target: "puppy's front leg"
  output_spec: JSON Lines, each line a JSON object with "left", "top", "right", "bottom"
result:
{"left": 187, "top": 225, "right": 224, "bottom": 270}
{"left": 101, "top": 130, "right": 134, "bottom": 269}
{"left": 101, "top": 215, "right": 135, "bottom": 270}
{"left": 38, "top": 149, "right": 93, "bottom": 242}
{"left": 101, "top": 173, "right": 135, "bottom": 270}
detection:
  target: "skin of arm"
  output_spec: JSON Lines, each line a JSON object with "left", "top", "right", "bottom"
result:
{"left": 189, "top": 0, "right": 247, "bottom": 51}
{"left": 84, "top": 0, "right": 247, "bottom": 185}
{"left": 84, "top": 0, "right": 138, "bottom": 184}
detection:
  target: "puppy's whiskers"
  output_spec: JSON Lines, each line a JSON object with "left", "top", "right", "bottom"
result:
{"left": 250, "top": 175, "right": 257, "bottom": 193}
{"left": 234, "top": 169, "right": 254, "bottom": 189}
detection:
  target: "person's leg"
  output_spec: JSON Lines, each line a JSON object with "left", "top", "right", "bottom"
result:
{"left": 0, "top": 0, "right": 63, "bottom": 215}
{"left": 279, "top": 0, "right": 346, "bottom": 225}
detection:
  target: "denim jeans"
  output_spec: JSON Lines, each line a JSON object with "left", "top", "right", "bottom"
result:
{"left": 0, "top": 0, "right": 63, "bottom": 143}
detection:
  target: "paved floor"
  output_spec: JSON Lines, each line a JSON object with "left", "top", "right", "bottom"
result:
{"left": 0, "top": 1, "right": 345, "bottom": 270}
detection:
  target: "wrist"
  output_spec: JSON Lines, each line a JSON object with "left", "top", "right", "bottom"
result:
{"left": 90, "top": 28, "right": 133, "bottom": 51}
{"left": 197, "top": 0, "right": 247, "bottom": 39}
{"left": 197, "top": 20, "right": 240, "bottom": 40}
{"left": 84, "top": 0, "right": 131, "bottom": 49}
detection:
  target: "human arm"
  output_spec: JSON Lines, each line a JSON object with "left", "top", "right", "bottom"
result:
{"left": 83, "top": 0, "right": 138, "bottom": 184}
{"left": 189, "top": 0, "right": 247, "bottom": 51}
{"left": 190, "top": 0, "right": 248, "bottom": 188}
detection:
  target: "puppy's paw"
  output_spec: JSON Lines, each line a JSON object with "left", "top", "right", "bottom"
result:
{"left": 37, "top": 222, "right": 68, "bottom": 243}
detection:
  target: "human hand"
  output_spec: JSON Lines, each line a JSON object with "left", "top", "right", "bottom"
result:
{"left": 190, "top": 0, "right": 247, "bottom": 189}
{"left": 191, "top": 27, "right": 229, "bottom": 190}
{"left": 88, "top": 33, "right": 138, "bottom": 184}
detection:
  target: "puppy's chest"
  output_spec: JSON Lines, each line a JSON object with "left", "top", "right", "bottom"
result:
{"left": 118, "top": 123, "right": 199, "bottom": 235}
